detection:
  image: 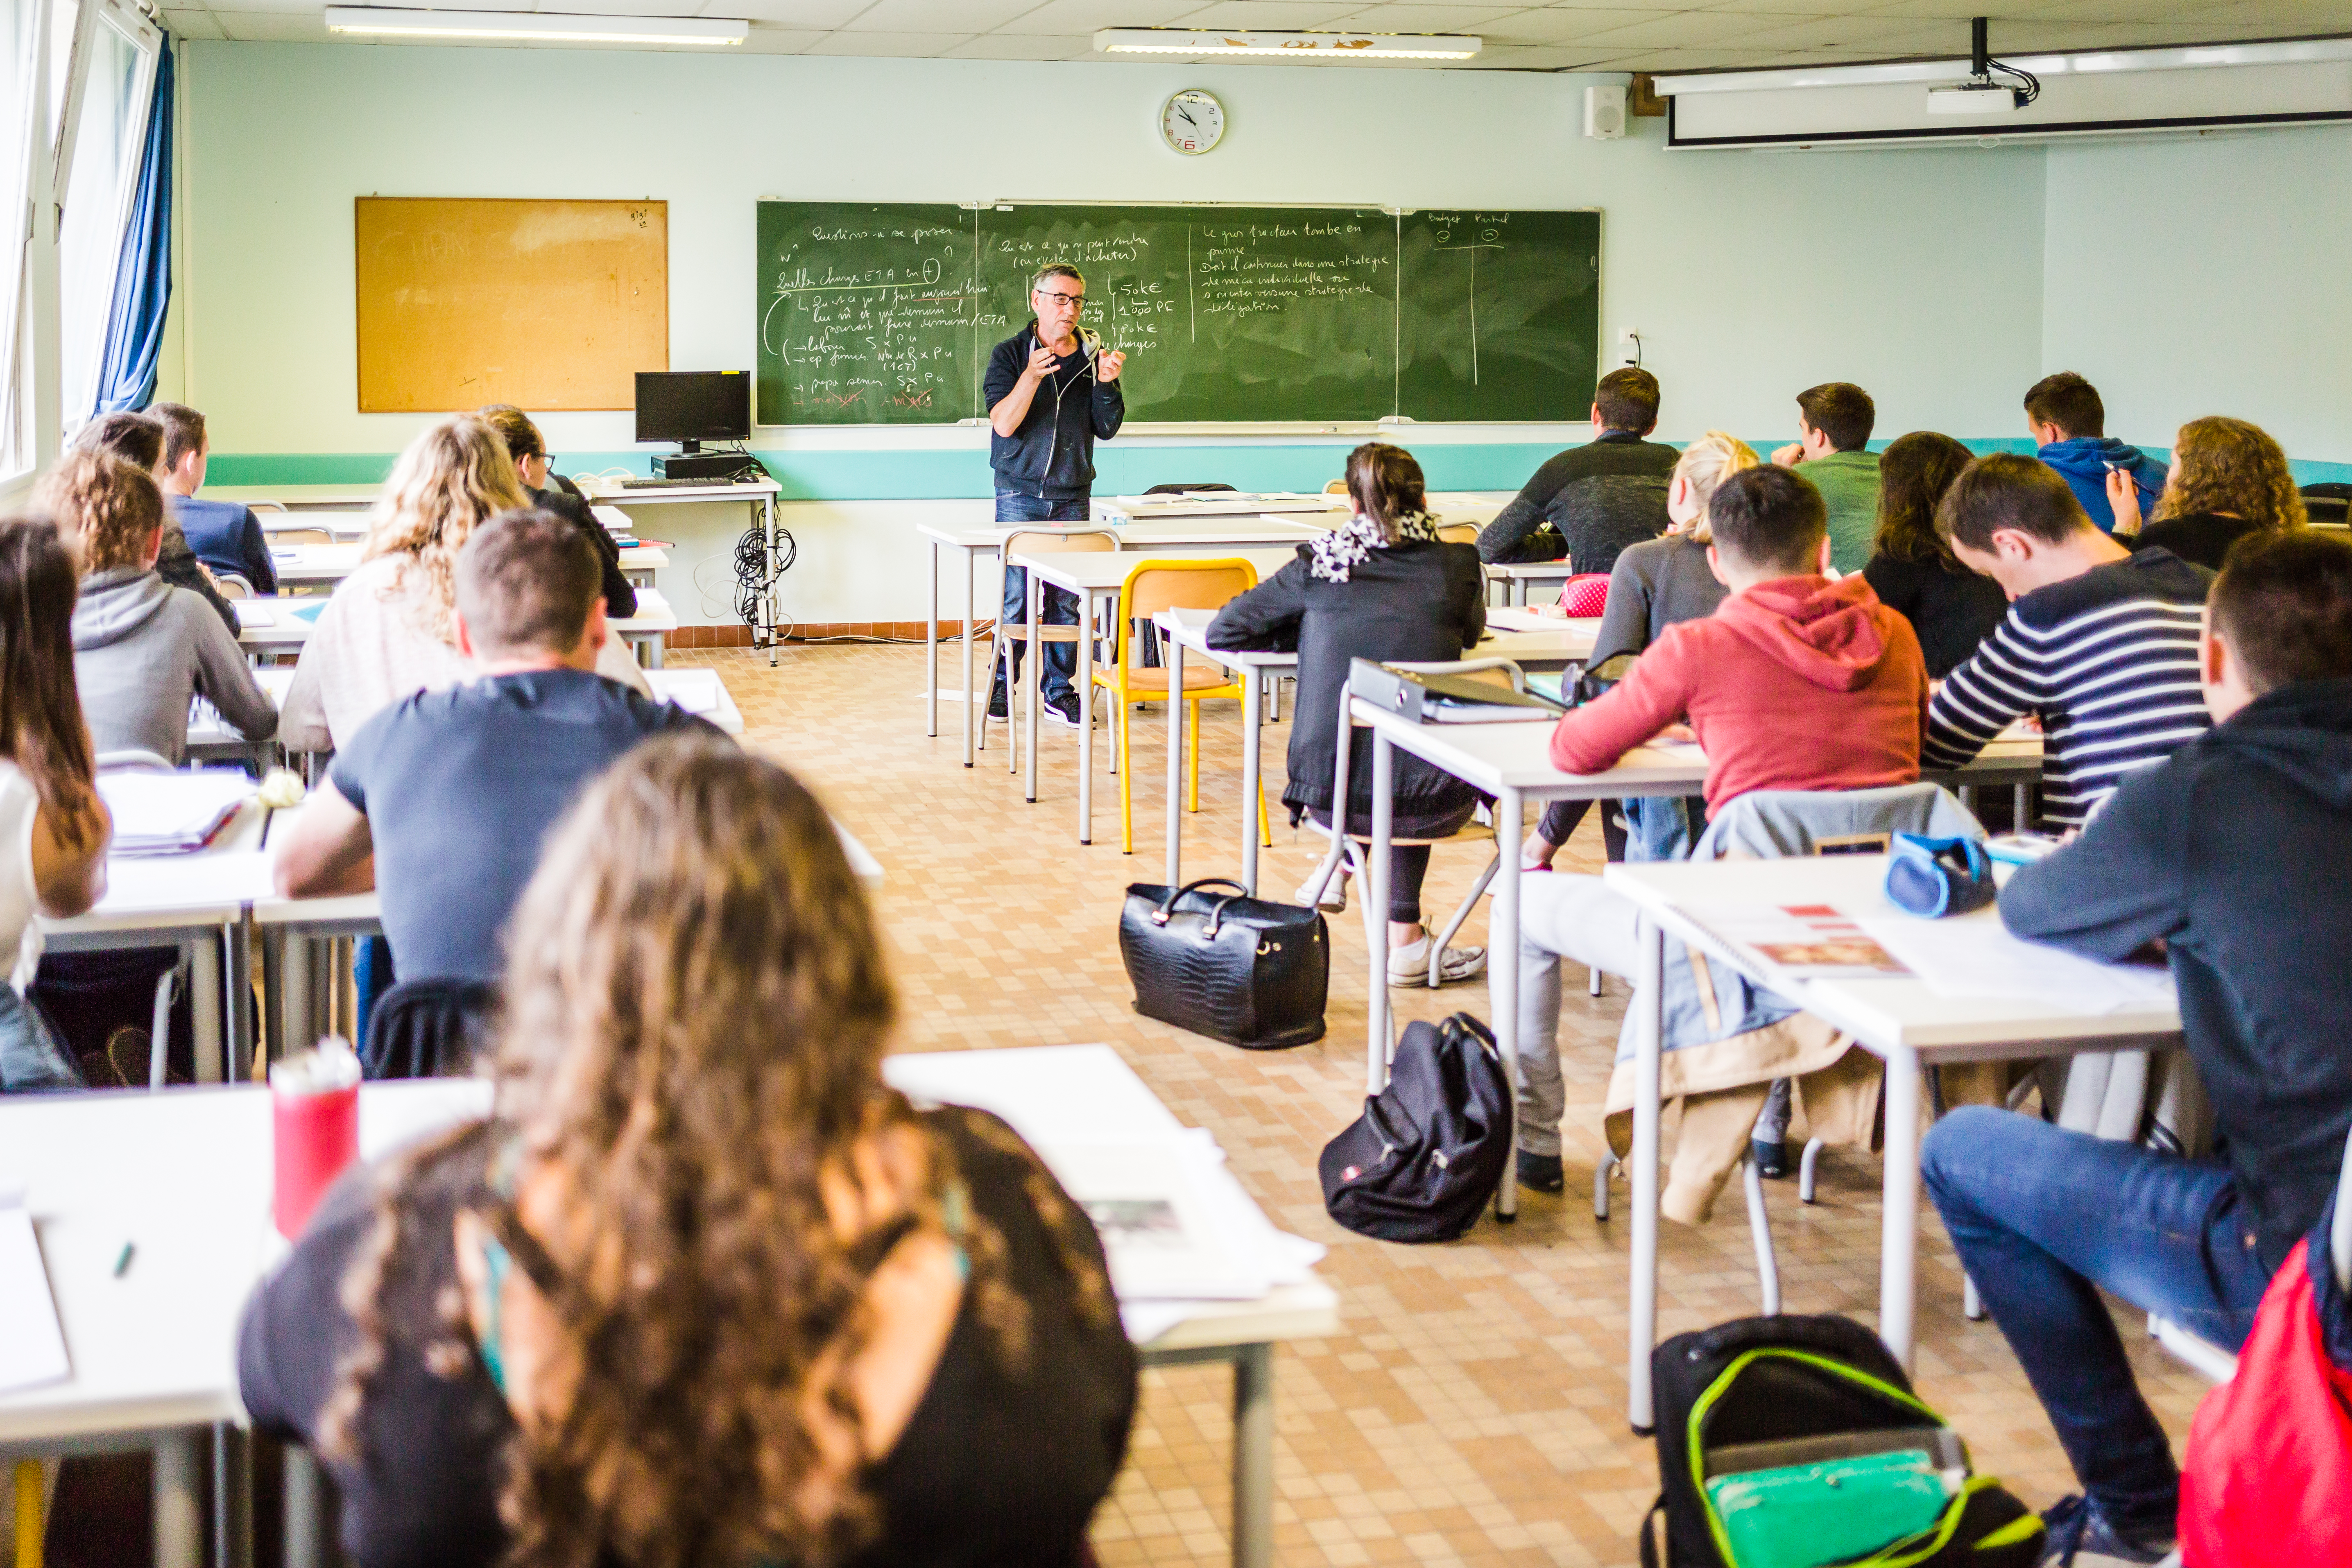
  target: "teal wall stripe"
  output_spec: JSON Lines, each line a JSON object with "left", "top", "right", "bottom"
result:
{"left": 204, "top": 441, "right": 2352, "bottom": 500}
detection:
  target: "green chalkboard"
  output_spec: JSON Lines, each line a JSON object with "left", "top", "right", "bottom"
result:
{"left": 753, "top": 202, "right": 1597, "bottom": 427}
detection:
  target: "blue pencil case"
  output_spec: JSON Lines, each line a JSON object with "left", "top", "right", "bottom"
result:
{"left": 1883, "top": 834, "right": 1996, "bottom": 919}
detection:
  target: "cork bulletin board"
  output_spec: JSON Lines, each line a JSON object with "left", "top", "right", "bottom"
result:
{"left": 355, "top": 197, "right": 668, "bottom": 412}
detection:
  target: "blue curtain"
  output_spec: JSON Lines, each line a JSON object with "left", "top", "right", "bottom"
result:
{"left": 93, "top": 39, "right": 172, "bottom": 416}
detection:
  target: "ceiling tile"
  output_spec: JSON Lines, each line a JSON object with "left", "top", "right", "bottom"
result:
{"left": 2182, "top": 0, "right": 2352, "bottom": 34}
{"left": 1463, "top": 40, "right": 1634, "bottom": 61}
{"left": 535, "top": 0, "right": 710, "bottom": 16}
{"left": 208, "top": 10, "right": 337, "bottom": 39}
{"left": 1728, "top": 13, "right": 1960, "bottom": 48}
{"left": 705, "top": 0, "right": 870, "bottom": 23}
{"left": 733, "top": 24, "right": 827, "bottom": 46}
{"left": 1485, "top": 6, "right": 1686, "bottom": 41}
{"left": 1579, "top": 43, "right": 1770, "bottom": 65}
{"left": 1321, "top": 3, "right": 1527, "bottom": 26}
{"left": 801, "top": 27, "right": 978, "bottom": 49}
{"left": 940, "top": 29, "right": 1099, "bottom": 53}
{"left": 161, "top": 8, "right": 228, "bottom": 38}
{"left": 1573, "top": 8, "right": 1831, "bottom": 46}
{"left": 843, "top": 0, "right": 1041, "bottom": 29}
{"left": 1168, "top": 1, "right": 1374, "bottom": 26}
{"left": 997, "top": 0, "right": 1201, "bottom": 28}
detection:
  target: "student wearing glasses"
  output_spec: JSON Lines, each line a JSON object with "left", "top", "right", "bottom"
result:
{"left": 983, "top": 264, "right": 1127, "bottom": 730}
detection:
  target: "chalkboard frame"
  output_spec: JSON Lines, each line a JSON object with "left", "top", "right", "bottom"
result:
{"left": 753, "top": 200, "right": 1601, "bottom": 430}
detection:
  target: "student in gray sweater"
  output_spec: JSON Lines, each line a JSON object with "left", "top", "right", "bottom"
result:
{"left": 35, "top": 452, "right": 275, "bottom": 765}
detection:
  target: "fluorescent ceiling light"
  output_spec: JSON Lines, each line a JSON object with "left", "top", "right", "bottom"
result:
{"left": 323, "top": 7, "right": 748, "bottom": 45}
{"left": 1656, "top": 33, "right": 2352, "bottom": 95}
{"left": 1094, "top": 28, "right": 1479, "bottom": 61}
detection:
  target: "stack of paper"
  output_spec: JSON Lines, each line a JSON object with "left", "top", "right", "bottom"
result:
{"left": 0, "top": 1179, "right": 69, "bottom": 1395}
{"left": 1855, "top": 912, "right": 2178, "bottom": 1016}
{"left": 231, "top": 600, "right": 273, "bottom": 628}
{"left": 98, "top": 770, "right": 254, "bottom": 856}
{"left": 1691, "top": 903, "right": 1909, "bottom": 978}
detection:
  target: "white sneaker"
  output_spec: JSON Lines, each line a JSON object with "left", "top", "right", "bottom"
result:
{"left": 1295, "top": 870, "right": 1347, "bottom": 912}
{"left": 1387, "top": 936, "right": 1488, "bottom": 985}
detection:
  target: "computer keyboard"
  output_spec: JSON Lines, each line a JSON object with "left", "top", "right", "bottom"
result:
{"left": 616, "top": 475, "right": 744, "bottom": 489}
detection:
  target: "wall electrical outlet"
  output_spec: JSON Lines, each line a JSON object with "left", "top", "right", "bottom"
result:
{"left": 1617, "top": 326, "right": 1641, "bottom": 366}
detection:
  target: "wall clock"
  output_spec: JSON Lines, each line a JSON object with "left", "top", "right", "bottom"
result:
{"left": 1161, "top": 89, "right": 1225, "bottom": 155}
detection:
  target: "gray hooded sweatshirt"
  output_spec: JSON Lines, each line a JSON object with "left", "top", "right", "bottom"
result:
{"left": 72, "top": 567, "right": 276, "bottom": 765}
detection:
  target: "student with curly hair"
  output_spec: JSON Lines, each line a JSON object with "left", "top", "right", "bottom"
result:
{"left": 2111, "top": 415, "right": 2307, "bottom": 571}
{"left": 240, "top": 737, "right": 1139, "bottom": 1567}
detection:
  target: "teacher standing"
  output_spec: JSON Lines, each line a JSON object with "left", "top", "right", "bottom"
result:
{"left": 985, "top": 263, "right": 1126, "bottom": 729}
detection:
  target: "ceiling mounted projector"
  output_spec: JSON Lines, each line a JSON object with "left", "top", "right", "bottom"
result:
{"left": 1929, "top": 17, "right": 2038, "bottom": 115}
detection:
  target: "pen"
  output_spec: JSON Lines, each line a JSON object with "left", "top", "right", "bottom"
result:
{"left": 260, "top": 805, "right": 276, "bottom": 849}
{"left": 114, "top": 1242, "right": 135, "bottom": 1277}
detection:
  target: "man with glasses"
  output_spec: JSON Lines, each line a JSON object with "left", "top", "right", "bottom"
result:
{"left": 983, "top": 263, "right": 1127, "bottom": 728}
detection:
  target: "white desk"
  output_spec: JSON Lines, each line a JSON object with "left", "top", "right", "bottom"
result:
{"left": 883, "top": 1043, "right": 1338, "bottom": 1568}
{"left": 1603, "top": 855, "right": 2182, "bottom": 1432}
{"left": 1007, "top": 547, "right": 1304, "bottom": 846}
{"left": 202, "top": 484, "right": 379, "bottom": 518}
{"left": 1092, "top": 491, "right": 1340, "bottom": 523}
{"left": 1485, "top": 559, "right": 1581, "bottom": 606}
{"left": 612, "top": 542, "right": 668, "bottom": 586}
{"left": 262, "top": 541, "right": 668, "bottom": 594}
{"left": 610, "top": 586, "right": 678, "bottom": 668}
{"left": 186, "top": 668, "right": 295, "bottom": 770}
{"left": 0, "top": 1079, "right": 493, "bottom": 1568}
{"left": 232, "top": 597, "right": 319, "bottom": 651}
{"left": 917, "top": 518, "right": 1329, "bottom": 769}
{"left": 1151, "top": 609, "right": 1603, "bottom": 897}
{"left": 578, "top": 479, "right": 782, "bottom": 660}
{"left": 1347, "top": 704, "right": 2049, "bottom": 1222}
{"left": 644, "top": 667, "right": 743, "bottom": 736}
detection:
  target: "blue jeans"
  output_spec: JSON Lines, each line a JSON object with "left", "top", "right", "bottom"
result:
{"left": 1922, "top": 1106, "right": 2275, "bottom": 1538}
{"left": 0, "top": 984, "right": 84, "bottom": 1093}
{"left": 996, "top": 490, "right": 1087, "bottom": 703}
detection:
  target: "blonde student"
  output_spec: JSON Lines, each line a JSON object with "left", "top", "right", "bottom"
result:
{"left": 280, "top": 416, "right": 649, "bottom": 753}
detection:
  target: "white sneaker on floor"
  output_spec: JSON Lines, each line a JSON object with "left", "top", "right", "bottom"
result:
{"left": 1295, "top": 870, "right": 1347, "bottom": 912}
{"left": 1387, "top": 937, "right": 1487, "bottom": 985}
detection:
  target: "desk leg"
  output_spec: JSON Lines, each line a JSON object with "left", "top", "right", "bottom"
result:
{"left": 155, "top": 1431, "right": 201, "bottom": 1568}
{"left": 962, "top": 549, "right": 976, "bottom": 768}
{"left": 926, "top": 539, "right": 939, "bottom": 740}
{"left": 260, "top": 928, "right": 284, "bottom": 1067}
{"left": 1232, "top": 1343, "right": 1275, "bottom": 1568}
{"left": 1492, "top": 787, "right": 1522, "bottom": 1221}
{"left": 647, "top": 636, "right": 664, "bottom": 670}
{"left": 1239, "top": 660, "right": 1262, "bottom": 897}
{"left": 1366, "top": 734, "right": 1393, "bottom": 1094}
{"left": 1077, "top": 589, "right": 1095, "bottom": 845}
{"left": 1629, "top": 917, "right": 1664, "bottom": 1434}
{"left": 1024, "top": 572, "right": 1041, "bottom": 805}
{"left": 764, "top": 494, "right": 780, "bottom": 668}
{"left": 2013, "top": 781, "right": 2031, "bottom": 832}
{"left": 1879, "top": 1042, "right": 1924, "bottom": 1372}
{"left": 191, "top": 932, "right": 223, "bottom": 1085}
{"left": 1166, "top": 644, "right": 1183, "bottom": 885}
{"left": 216, "top": 1424, "right": 251, "bottom": 1568}
{"left": 283, "top": 1446, "right": 336, "bottom": 1568}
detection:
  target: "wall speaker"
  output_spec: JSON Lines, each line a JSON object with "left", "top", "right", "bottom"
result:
{"left": 1585, "top": 84, "right": 1628, "bottom": 140}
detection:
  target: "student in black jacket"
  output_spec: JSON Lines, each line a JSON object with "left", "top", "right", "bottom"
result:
{"left": 1922, "top": 528, "right": 2352, "bottom": 1566}
{"left": 1859, "top": 431, "right": 2007, "bottom": 678}
{"left": 1210, "top": 443, "right": 1489, "bottom": 984}
{"left": 2111, "top": 414, "right": 2306, "bottom": 572}
{"left": 1476, "top": 367, "right": 1676, "bottom": 568}
{"left": 475, "top": 405, "right": 636, "bottom": 618}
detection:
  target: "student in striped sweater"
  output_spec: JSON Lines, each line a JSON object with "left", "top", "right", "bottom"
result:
{"left": 1921, "top": 454, "right": 2213, "bottom": 830}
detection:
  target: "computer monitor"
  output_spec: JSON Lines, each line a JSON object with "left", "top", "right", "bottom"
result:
{"left": 634, "top": 371, "right": 751, "bottom": 453}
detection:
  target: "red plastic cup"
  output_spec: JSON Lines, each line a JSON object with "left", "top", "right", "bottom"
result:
{"left": 272, "top": 1041, "right": 361, "bottom": 1239}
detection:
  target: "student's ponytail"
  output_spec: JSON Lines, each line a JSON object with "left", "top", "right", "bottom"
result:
{"left": 1671, "top": 431, "right": 1759, "bottom": 544}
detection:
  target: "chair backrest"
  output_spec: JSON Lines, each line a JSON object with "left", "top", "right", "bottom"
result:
{"left": 1435, "top": 522, "right": 1480, "bottom": 545}
{"left": 1121, "top": 558, "right": 1258, "bottom": 621}
{"left": 246, "top": 500, "right": 290, "bottom": 514}
{"left": 215, "top": 572, "right": 254, "bottom": 599}
{"left": 1003, "top": 527, "right": 1116, "bottom": 557}
{"left": 269, "top": 526, "right": 334, "bottom": 545}
{"left": 1324, "top": 479, "right": 1348, "bottom": 496}
{"left": 1693, "top": 784, "right": 1981, "bottom": 862}
{"left": 363, "top": 977, "right": 496, "bottom": 1080}
{"left": 95, "top": 749, "right": 176, "bottom": 773}
{"left": 1559, "top": 572, "right": 1610, "bottom": 618}
{"left": 1142, "top": 482, "right": 1235, "bottom": 495}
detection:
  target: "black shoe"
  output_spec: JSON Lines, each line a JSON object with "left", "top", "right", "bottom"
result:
{"left": 2038, "top": 1494, "right": 2171, "bottom": 1565}
{"left": 1044, "top": 691, "right": 1082, "bottom": 728}
{"left": 1516, "top": 1150, "right": 1565, "bottom": 1194}
{"left": 1750, "top": 1139, "right": 1788, "bottom": 1179}
{"left": 987, "top": 680, "right": 1008, "bottom": 720}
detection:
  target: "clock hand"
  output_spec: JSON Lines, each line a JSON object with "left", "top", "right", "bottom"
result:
{"left": 1177, "top": 106, "right": 1198, "bottom": 127}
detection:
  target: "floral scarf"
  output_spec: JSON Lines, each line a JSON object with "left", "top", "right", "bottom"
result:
{"left": 1307, "top": 509, "right": 1442, "bottom": 584}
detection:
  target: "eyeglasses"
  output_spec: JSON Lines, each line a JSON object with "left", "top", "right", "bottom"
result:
{"left": 1035, "top": 290, "right": 1087, "bottom": 309}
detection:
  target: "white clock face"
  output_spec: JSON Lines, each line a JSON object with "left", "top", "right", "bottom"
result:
{"left": 1161, "top": 89, "right": 1225, "bottom": 155}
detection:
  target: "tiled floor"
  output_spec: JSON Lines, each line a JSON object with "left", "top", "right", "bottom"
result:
{"left": 685, "top": 640, "right": 2208, "bottom": 1567}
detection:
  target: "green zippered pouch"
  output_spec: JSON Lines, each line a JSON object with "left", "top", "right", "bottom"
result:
{"left": 1705, "top": 1448, "right": 1952, "bottom": 1568}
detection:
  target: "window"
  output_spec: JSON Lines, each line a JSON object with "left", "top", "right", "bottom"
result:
{"left": 56, "top": 0, "right": 155, "bottom": 427}
{"left": 0, "top": 0, "right": 40, "bottom": 482}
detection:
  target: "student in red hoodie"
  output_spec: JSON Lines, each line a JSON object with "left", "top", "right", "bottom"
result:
{"left": 1502, "top": 465, "right": 1929, "bottom": 1192}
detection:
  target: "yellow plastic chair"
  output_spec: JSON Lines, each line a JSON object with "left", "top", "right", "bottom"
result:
{"left": 266, "top": 525, "right": 334, "bottom": 546}
{"left": 15, "top": 1459, "right": 41, "bottom": 1568}
{"left": 1091, "top": 558, "right": 1273, "bottom": 855}
{"left": 1323, "top": 479, "right": 1348, "bottom": 495}
{"left": 981, "top": 528, "right": 1117, "bottom": 773}
{"left": 1435, "top": 522, "right": 1480, "bottom": 545}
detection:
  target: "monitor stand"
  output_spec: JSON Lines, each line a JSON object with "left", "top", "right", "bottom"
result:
{"left": 655, "top": 445, "right": 741, "bottom": 481}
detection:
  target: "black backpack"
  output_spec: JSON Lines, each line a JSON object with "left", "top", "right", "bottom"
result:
{"left": 1317, "top": 1013, "right": 1509, "bottom": 1243}
{"left": 1642, "top": 1313, "right": 2046, "bottom": 1568}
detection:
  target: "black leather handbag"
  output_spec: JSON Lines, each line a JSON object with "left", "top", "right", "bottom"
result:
{"left": 1119, "top": 879, "right": 1328, "bottom": 1050}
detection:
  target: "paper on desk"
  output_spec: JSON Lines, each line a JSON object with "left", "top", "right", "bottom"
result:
{"left": 1854, "top": 913, "right": 2178, "bottom": 1016}
{"left": 1485, "top": 606, "right": 1568, "bottom": 633}
{"left": 0, "top": 1192, "right": 70, "bottom": 1394}
{"left": 1690, "top": 902, "right": 1909, "bottom": 978}
{"left": 232, "top": 601, "right": 273, "bottom": 627}
{"left": 1037, "top": 1138, "right": 1268, "bottom": 1301}
{"left": 663, "top": 681, "right": 719, "bottom": 715}
{"left": 591, "top": 505, "right": 633, "bottom": 532}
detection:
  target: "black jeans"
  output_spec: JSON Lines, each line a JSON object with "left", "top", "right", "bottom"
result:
{"left": 1314, "top": 799, "right": 1480, "bottom": 923}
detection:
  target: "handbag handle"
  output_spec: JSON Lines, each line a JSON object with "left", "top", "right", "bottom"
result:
{"left": 1151, "top": 878, "right": 1251, "bottom": 932}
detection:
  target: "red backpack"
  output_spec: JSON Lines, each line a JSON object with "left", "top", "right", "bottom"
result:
{"left": 2179, "top": 1228, "right": 2352, "bottom": 1566}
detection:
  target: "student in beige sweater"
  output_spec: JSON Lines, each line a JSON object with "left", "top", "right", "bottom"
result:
{"left": 280, "top": 416, "right": 649, "bottom": 753}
